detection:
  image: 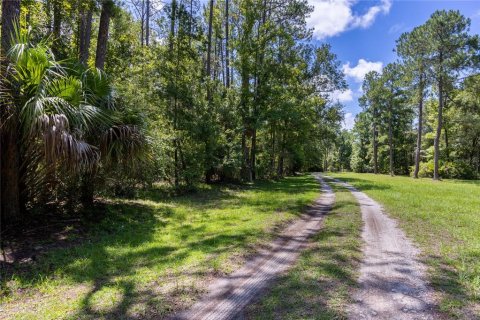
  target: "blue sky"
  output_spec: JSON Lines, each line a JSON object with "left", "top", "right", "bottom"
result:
{"left": 307, "top": 0, "right": 480, "bottom": 129}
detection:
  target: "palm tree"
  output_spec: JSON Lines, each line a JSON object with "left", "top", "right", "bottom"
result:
{"left": 3, "top": 30, "right": 148, "bottom": 216}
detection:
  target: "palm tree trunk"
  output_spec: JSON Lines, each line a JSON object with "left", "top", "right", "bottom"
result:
{"left": 1, "top": 0, "right": 22, "bottom": 226}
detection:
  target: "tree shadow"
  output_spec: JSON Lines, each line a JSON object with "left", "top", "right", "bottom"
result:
{"left": 1, "top": 175, "right": 322, "bottom": 319}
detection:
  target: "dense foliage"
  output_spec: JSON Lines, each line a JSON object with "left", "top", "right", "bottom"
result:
{"left": 0, "top": 0, "right": 347, "bottom": 229}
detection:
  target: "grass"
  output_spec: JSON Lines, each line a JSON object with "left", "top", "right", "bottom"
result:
{"left": 329, "top": 172, "right": 480, "bottom": 318}
{"left": 244, "top": 181, "right": 363, "bottom": 319}
{"left": 0, "top": 175, "right": 320, "bottom": 320}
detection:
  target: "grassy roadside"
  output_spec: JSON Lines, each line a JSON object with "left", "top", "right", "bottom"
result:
{"left": 329, "top": 172, "right": 480, "bottom": 318}
{"left": 244, "top": 181, "right": 362, "bottom": 320}
{"left": 0, "top": 175, "right": 319, "bottom": 320}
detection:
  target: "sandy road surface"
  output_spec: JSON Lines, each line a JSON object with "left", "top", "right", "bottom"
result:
{"left": 328, "top": 177, "right": 442, "bottom": 320}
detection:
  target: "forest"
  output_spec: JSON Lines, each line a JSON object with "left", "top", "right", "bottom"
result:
{"left": 1, "top": 0, "right": 478, "bottom": 231}
{"left": 1, "top": 0, "right": 347, "bottom": 230}
{"left": 0, "top": 1, "right": 479, "bottom": 319}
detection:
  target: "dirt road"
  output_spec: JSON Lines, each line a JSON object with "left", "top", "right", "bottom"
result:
{"left": 172, "top": 175, "right": 334, "bottom": 320}
{"left": 329, "top": 177, "right": 441, "bottom": 320}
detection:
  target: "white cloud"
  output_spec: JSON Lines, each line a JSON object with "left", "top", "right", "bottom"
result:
{"left": 330, "top": 89, "right": 353, "bottom": 103}
{"left": 343, "top": 112, "right": 355, "bottom": 130}
{"left": 307, "top": 0, "right": 392, "bottom": 40}
{"left": 342, "top": 59, "right": 383, "bottom": 82}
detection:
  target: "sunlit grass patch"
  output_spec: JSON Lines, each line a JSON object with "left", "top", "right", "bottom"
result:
{"left": 0, "top": 175, "right": 319, "bottom": 319}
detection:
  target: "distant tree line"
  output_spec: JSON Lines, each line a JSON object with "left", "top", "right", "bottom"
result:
{"left": 349, "top": 10, "right": 480, "bottom": 180}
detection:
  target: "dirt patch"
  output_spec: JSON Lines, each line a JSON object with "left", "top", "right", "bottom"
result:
{"left": 329, "top": 177, "right": 445, "bottom": 320}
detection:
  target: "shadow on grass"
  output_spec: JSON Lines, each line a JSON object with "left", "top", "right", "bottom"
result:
{"left": 424, "top": 253, "right": 475, "bottom": 317}
{"left": 1, "top": 175, "right": 320, "bottom": 319}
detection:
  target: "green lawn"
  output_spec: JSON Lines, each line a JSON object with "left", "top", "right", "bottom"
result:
{"left": 244, "top": 181, "right": 362, "bottom": 319}
{"left": 329, "top": 172, "right": 480, "bottom": 318}
{"left": 0, "top": 176, "right": 319, "bottom": 320}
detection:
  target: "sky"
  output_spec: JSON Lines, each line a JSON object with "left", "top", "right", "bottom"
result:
{"left": 308, "top": 0, "right": 480, "bottom": 129}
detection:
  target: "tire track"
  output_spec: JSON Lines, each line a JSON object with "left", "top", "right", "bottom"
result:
{"left": 172, "top": 174, "right": 334, "bottom": 320}
{"left": 327, "top": 176, "right": 442, "bottom": 320}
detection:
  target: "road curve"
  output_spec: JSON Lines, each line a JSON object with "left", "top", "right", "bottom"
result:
{"left": 172, "top": 174, "right": 334, "bottom": 320}
{"left": 327, "top": 176, "right": 442, "bottom": 320}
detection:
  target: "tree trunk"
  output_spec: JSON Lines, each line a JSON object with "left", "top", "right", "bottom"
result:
{"left": 414, "top": 75, "right": 424, "bottom": 178}
{"left": 225, "top": 0, "right": 230, "bottom": 88}
{"left": 52, "top": 0, "right": 61, "bottom": 40}
{"left": 251, "top": 129, "right": 256, "bottom": 180}
{"left": 388, "top": 93, "right": 394, "bottom": 176}
{"left": 95, "top": 0, "right": 113, "bottom": 70}
{"left": 146, "top": 0, "right": 150, "bottom": 46}
{"left": 444, "top": 119, "right": 450, "bottom": 161}
{"left": 389, "top": 117, "right": 393, "bottom": 176}
{"left": 45, "top": 0, "right": 52, "bottom": 33}
{"left": 277, "top": 134, "right": 285, "bottom": 178}
{"left": 170, "top": 0, "right": 180, "bottom": 187}
{"left": 206, "top": 0, "right": 214, "bottom": 80}
{"left": 1, "top": 0, "right": 22, "bottom": 226}
{"left": 240, "top": 60, "right": 251, "bottom": 181}
{"left": 170, "top": 0, "right": 176, "bottom": 51}
{"left": 270, "top": 124, "right": 275, "bottom": 175}
{"left": 189, "top": 0, "right": 193, "bottom": 45}
{"left": 80, "top": 172, "right": 95, "bottom": 208}
{"left": 373, "top": 115, "right": 378, "bottom": 174}
{"left": 79, "top": 8, "right": 93, "bottom": 66}
{"left": 476, "top": 142, "right": 480, "bottom": 176}
{"left": 433, "top": 77, "right": 443, "bottom": 180}
{"left": 140, "top": 0, "right": 145, "bottom": 46}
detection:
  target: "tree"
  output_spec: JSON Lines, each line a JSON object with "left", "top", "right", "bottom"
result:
{"left": 396, "top": 26, "right": 429, "bottom": 178}
{"left": 423, "top": 10, "right": 479, "bottom": 180}
{"left": 79, "top": 1, "right": 94, "bottom": 66}
{"left": 360, "top": 71, "right": 382, "bottom": 174}
{"left": 96, "top": 0, "right": 115, "bottom": 70}
{"left": 381, "top": 63, "right": 405, "bottom": 176}
{"left": 225, "top": 0, "right": 230, "bottom": 88}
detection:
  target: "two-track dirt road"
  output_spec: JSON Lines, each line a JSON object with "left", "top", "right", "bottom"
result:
{"left": 174, "top": 174, "right": 440, "bottom": 320}
{"left": 328, "top": 177, "right": 441, "bottom": 320}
